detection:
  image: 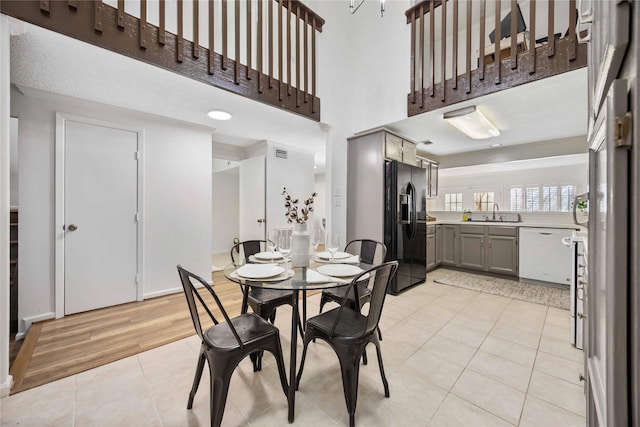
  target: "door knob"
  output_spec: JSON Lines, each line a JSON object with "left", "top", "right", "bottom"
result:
{"left": 257, "top": 218, "right": 266, "bottom": 224}
{"left": 67, "top": 224, "right": 78, "bottom": 231}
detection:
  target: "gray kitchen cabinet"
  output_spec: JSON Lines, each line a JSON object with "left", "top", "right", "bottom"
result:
{"left": 459, "top": 230, "right": 485, "bottom": 270}
{"left": 486, "top": 235, "right": 518, "bottom": 275}
{"left": 385, "top": 132, "right": 417, "bottom": 165}
{"left": 455, "top": 224, "right": 519, "bottom": 276}
{"left": 441, "top": 225, "right": 458, "bottom": 266}
{"left": 427, "top": 233, "right": 437, "bottom": 271}
{"left": 435, "top": 225, "right": 442, "bottom": 265}
{"left": 427, "top": 161, "right": 439, "bottom": 197}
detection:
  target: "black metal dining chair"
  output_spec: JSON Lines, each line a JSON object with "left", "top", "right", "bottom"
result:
{"left": 177, "top": 265, "right": 289, "bottom": 427}
{"left": 230, "top": 240, "right": 303, "bottom": 371}
{"left": 296, "top": 261, "right": 399, "bottom": 427}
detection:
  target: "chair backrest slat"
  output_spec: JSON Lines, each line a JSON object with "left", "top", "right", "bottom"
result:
{"left": 230, "top": 240, "right": 269, "bottom": 264}
{"left": 177, "top": 265, "right": 245, "bottom": 347}
{"left": 329, "top": 261, "right": 398, "bottom": 338}
{"left": 345, "top": 239, "right": 387, "bottom": 265}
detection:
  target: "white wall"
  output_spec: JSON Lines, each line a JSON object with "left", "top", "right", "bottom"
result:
{"left": 428, "top": 155, "right": 588, "bottom": 213}
{"left": 312, "top": 0, "right": 412, "bottom": 243}
{"left": 1, "top": 13, "right": 12, "bottom": 396}
{"left": 212, "top": 166, "right": 239, "bottom": 254}
{"left": 11, "top": 88, "right": 212, "bottom": 331}
{"left": 9, "top": 117, "right": 17, "bottom": 206}
{"left": 265, "top": 143, "right": 315, "bottom": 232}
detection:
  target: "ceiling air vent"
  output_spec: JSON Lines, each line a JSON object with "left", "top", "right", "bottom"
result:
{"left": 275, "top": 149, "right": 288, "bottom": 159}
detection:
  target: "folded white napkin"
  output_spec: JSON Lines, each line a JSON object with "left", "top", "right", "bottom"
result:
{"left": 306, "top": 269, "right": 351, "bottom": 284}
{"left": 314, "top": 255, "right": 360, "bottom": 264}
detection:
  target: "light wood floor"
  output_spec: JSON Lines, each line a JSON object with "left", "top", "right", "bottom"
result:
{"left": 9, "top": 271, "right": 252, "bottom": 394}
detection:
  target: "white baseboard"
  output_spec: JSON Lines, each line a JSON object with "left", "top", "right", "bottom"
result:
{"left": 21, "top": 311, "right": 55, "bottom": 333}
{"left": 15, "top": 331, "right": 26, "bottom": 341}
{"left": 0, "top": 374, "right": 13, "bottom": 398}
{"left": 144, "top": 280, "right": 212, "bottom": 300}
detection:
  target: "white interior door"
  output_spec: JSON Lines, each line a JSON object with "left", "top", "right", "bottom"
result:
{"left": 239, "top": 156, "right": 266, "bottom": 241}
{"left": 64, "top": 120, "right": 138, "bottom": 315}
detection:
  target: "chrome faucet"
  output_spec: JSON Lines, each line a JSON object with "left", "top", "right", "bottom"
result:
{"left": 492, "top": 203, "right": 499, "bottom": 221}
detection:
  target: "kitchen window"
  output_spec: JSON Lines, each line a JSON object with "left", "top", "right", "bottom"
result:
{"left": 444, "top": 193, "right": 463, "bottom": 211}
{"left": 510, "top": 184, "right": 577, "bottom": 212}
{"left": 473, "top": 191, "right": 494, "bottom": 211}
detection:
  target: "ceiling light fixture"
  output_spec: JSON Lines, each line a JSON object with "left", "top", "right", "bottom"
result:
{"left": 490, "top": 143, "right": 502, "bottom": 148}
{"left": 443, "top": 105, "right": 501, "bottom": 140}
{"left": 207, "top": 110, "right": 232, "bottom": 120}
{"left": 350, "top": 0, "right": 385, "bottom": 17}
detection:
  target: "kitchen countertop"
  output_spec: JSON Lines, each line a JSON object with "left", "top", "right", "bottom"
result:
{"left": 427, "top": 220, "right": 582, "bottom": 230}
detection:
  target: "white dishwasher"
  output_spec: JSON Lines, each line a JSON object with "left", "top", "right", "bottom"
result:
{"left": 519, "top": 227, "right": 573, "bottom": 286}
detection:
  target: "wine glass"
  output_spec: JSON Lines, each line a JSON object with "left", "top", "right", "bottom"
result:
{"left": 310, "top": 228, "right": 322, "bottom": 256}
{"left": 326, "top": 232, "right": 340, "bottom": 263}
{"left": 278, "top": 233, "right": 292, "bottom": 269}
{"left": 268, "top": 229, "right": 280, "bottom": 262}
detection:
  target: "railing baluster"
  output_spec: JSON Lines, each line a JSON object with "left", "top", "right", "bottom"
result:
{"left": 140, "top": 0, "right": 148, "bottom": 49}
{"left": 193, "top": 0, "right": 199, "bottom": 59}
{"left": 246, "top": 0, "right": 251, "bottom": 79}
{"left": 466, "top": 0, "right": 471, "bottom": 93}
{"left": 420, "top": 3, "right": 425, "bottom": 108}
{"left": 94, "top": 0, "right": 104, "bottom": 33}
{"left": 452, "top": 0, "right": 458, "bottom": 90}
{"left": 287, "top": 0, "right": 292, "bottom": 96}
{"left": 278, "top": 0, "right": 283, "bottom": 100}
{"left": 410, "top": 10, "right": 416, "bottom": 104}
{"left": 303, "top": 9, "right": 308, "bottom": 103}
{"left": 258, "top": 0, "right": 263, "bottom": 91}
{"left": 548, "top": 0, "right": 555, "bottom": 57}
{"left": 529, "top": 0, "right": 536, "bottom": 74}
{"left": 311, "top": 16, "right": 316, "bottom": 113}
{"left": 440, "top": 0, "right": 446, "bottom": 101}
{"left": 494, "top": 0, "right": 501, "bottom": 84}
{"left": 209, "top": 0, "right": 215, "bottom": 75}
{"left": 235, "top": 0, "right": 240, "bottom": 83}
{"left": 117, "top": 0, "right": 125, "bottom": 29}
{"left": 222, "top": 0, "right": 227, "bottom": 70}
{"left": 67, "top": 1, "right": 77, "bottom": 11}
{"left": 177, "top": 0, "right": 184, "bottom": 62}
{"left": 159, "top": 0, "right": 165, "bottom": 45}
{"left": 429, "top": 0, "right": 434, "bottom": 98}
{"left": 479, "top": 0, "right": 485, "bottom": 81}
{"left": 296, "top": 2, "right": 300, "bottom": 106}
{"left": 269, "top": 0, "right": 274, "bottom": 89}
{"left": 510, "top": 0, "right": 517, "bottom": 69}
{"left": 568, "top": 0, "right": 577, "bottom": 61}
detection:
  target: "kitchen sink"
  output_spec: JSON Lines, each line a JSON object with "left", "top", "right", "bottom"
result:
{"left": 464, "top": 213, "right": 522, "bottom": 223}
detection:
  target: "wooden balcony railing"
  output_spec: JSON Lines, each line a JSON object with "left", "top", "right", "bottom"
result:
{"left": 406, "top": 0, "right": 587, "bottom": 116}
{"left": 1, "top": 0, "right": 324, "bottom": 121}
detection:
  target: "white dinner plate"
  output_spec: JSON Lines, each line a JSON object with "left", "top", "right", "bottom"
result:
{"left": 231, "top": 269, "right": 294, "bottom": 282}
{"left": 317, "top": 264, "right": 363, "bottom": 278}
{"left": 316, "top": 251, "right": 351, "bottom": 260}
{"left": 235, "top": 264, "right": 284, "bottom": 279}
{"left": 254, "top": 251, "right": 284, "bottom": 260}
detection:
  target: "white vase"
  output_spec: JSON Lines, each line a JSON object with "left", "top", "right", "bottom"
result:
{"left": 291, "top": 223, "right": 310, "bottom": 267}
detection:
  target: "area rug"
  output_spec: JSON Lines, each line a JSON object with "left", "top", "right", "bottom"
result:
{"left": 434, "top": 270, "right": 570, "bottom": 310}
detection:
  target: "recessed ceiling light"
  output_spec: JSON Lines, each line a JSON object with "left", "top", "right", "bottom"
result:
{"left": 207, "top": 110, "right": 232, "bottom": 120}
{"left": 490, "top": 143, "right": 502, "bottom": 148}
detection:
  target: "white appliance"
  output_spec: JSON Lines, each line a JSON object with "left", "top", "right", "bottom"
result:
{"left": 518, "top": 227, "right": 573, "bottom": 285}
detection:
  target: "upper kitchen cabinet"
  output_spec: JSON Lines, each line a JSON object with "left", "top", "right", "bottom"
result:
{"left": 418, "top": 156, "right": 439, "bottom": 198}
{"left": 384, "top": 132, "right": 417, "bottom": 166}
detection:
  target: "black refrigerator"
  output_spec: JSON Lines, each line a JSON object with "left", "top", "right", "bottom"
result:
{"left": 384, "top": 160, "right": 427, "bottom": 295}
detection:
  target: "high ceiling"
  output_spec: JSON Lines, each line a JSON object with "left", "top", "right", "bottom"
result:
{"left": 10, "top": 18, "right": 587, "bottom": 168}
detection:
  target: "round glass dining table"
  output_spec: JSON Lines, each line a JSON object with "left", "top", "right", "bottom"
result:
{"left": 224, "top": 260, "right": 370, "bottom": 423}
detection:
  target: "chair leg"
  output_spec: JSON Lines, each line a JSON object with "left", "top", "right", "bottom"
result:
{"left": 362, "top": 347, "right": 368, "bottom": 365}
{"left": 377, "top": 326, "right": 383, "bottom": 341}
{"left": 265, "top": 336, "right": 290, "bottom": 397}
{"left": 335, "top": 345, "right": 363, "bottom": 427}
{"left": 373, "top": 339, "right": 390, "bottom": 397}
{"left": 209, "top": 362, "right": 234, "bottom": 427}
{"left": 295, "top": 330, "right": 315, "bottom": 390}
{"left": 188, "top": 350, "right": 207, "bottom": 409}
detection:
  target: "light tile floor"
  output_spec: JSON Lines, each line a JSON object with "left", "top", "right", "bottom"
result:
{"left": 0, "top": 269, "right": 586, "bottom": 426}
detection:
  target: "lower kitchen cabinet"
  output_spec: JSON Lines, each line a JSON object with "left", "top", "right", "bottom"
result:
{"left": 435, "top": 225, "right": 442, "bottom": 265}
{"left": 486, "top": 235, "right": 518, "bottom": 275}
{"left": 459, "top": 225, "right": 485, "bottom": 270}
{"left": 441, "top": 225, "right": 458, "bottom": 266}
{"left": 427, "top": 225, "right": 437, "bottom": 271}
